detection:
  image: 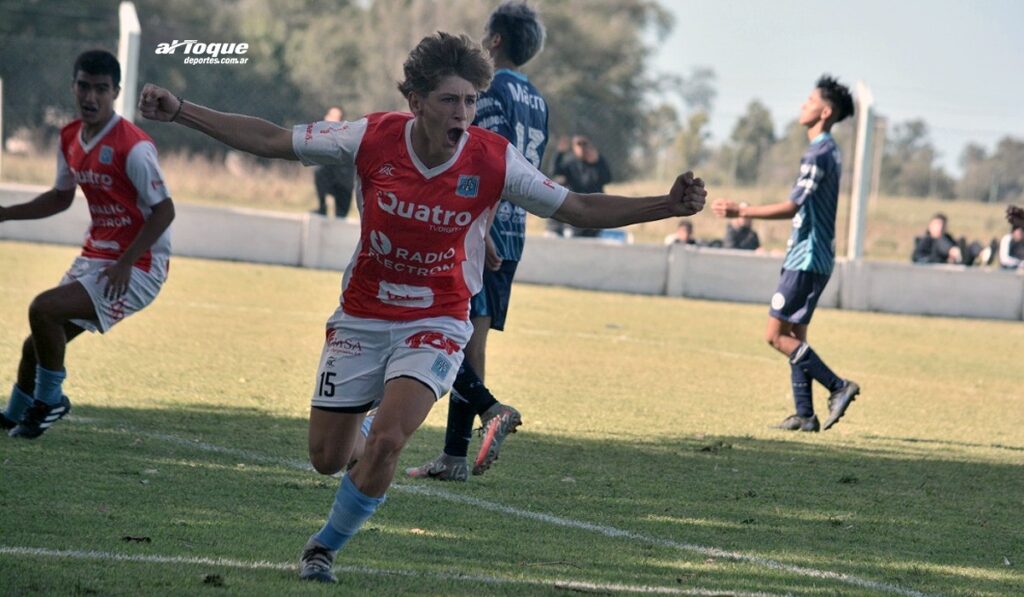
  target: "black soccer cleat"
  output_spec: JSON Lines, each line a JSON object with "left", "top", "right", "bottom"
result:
{"left": 773, "top": 414, "right": 820, "bottom": 432}
{"left": 822, "top": 380, "right": 860, "bottom": 431}
{"left": 8, "top": 395, "right": 72, "bottom": 439}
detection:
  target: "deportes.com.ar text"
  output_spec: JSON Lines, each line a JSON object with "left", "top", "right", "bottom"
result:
{"left": 183, "top": 56, "right": 249, "bottom": 65}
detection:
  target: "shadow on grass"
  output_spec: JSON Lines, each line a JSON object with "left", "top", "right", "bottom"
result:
{"left": 1, "top": 403, "right": 1021, "bottom": 596}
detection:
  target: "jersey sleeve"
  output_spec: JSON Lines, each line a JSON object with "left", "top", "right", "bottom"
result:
{"left": 292, "top": 118, "right": 367, "bottom": 167}
{"left": 474, "top": 89, "right": 514, "bottom": 142}
{"left": 502, "top": 144, "right": 567, "bottom": 218}
{"left": 125, "top": 141, "right": 171, "bottom": 206}
{"left": 788, "top": 155, "right": 826, "bottom": 207}
{"left": 54, "top": 146, "right": 75, "bottom": 191}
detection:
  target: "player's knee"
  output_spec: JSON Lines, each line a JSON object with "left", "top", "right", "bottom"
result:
{"left": 309, "top": 449, "right": 343, "bottom": 476}
{"left": 28, "top": 295, "right": 55, "bottom": 326}
{"left": 764, "top": 331, "right": 780, "bottom": 349}
{"left": 363, "top": 429, "right": 406, "bottom": 464}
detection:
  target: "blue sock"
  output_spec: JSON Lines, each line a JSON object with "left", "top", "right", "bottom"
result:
{"left": 314, "top": 474, "right": 386, "bottom": 551}
{"left": 790, "top": 364, "right": 814, "bottom": 417}
{"left": 34, "top": 366, "right": 67, "bottom": 406}
{"left": 790, "top": 343, "right": 844, "bottom": 393}
{"left": 3, "top": 384, "right": 35, "bottom": 422}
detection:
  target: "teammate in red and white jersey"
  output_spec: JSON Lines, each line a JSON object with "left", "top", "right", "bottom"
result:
{"left": 0, "top": 50, "right": 175, "bottom": 439}
{"left": 139, "top": 32, "right": 705, "bottom": 583}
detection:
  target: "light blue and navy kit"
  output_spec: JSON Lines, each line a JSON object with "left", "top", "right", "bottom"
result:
{"left": 770, "top": 133, "right": 842, "bottom": 324}
{"left": 470, "top": 68, "right": 549, "bottom": 330}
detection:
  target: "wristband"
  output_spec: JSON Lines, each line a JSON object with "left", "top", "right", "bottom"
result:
{"left": 170, "top": 96, "right": 184, "bottom": 122}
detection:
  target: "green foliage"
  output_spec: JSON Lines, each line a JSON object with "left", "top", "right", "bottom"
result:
{"left": 880, "top": 119, "right": 955, "bottom": 199}
{"left": 728, "top": 100, "right": 776, "bottom": 185}
{"left": 1, "top": 241, "right": 1023, "bottom": 595}
{"left": 958, "top": 137, "right": 1024, "bottom": 202}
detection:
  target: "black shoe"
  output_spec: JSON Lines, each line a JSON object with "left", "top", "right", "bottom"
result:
{"left": 0, "top": 411, "right": 16, "bottom": 431}
{"left": 773, "top": 414, "right": 820, "bottom": 432}
{"left": 9, "top": 395, "right": 71, "bottom": 439}
{"left": 823, "top": 381, "right": 860, "bottom": 430}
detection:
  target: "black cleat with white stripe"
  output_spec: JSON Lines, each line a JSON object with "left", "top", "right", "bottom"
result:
{"left": 9, "top": 395, "right": 72, "bottom": 439}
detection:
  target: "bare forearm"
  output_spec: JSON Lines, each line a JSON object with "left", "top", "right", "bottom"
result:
{"left": 741, "top": 201, "right": 798, "bottom": 220}
{"left": 555, "top": 193, "right": 675, "bottom": 229}
{"left": 176, "top": 101, "right": 296, "bottom": 160}
{"left": 0, "top": 188, "right": 74, "bottom": 221}
{"left": 117, "top": 200, "right": 175, "bottom": 266}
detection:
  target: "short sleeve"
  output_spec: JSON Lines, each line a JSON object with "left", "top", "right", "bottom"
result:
{"left": 125, "top": 141, "right": 171, "bottom": 206}
{"left": 292, "top": 118, "right": 367, "bottom": 167}
{"left": 54, "top": 146, "right": 75, "bottom": 191}
{"left": 502, "top": 144, "right": 567, "bottom": 218}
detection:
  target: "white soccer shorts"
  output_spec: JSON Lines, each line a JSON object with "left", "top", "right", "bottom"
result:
{"left": 59, "top": 256, "right": 166, "bottom": 334}
{"left": 311, "top": 312, "right": 472, "bottom": 411}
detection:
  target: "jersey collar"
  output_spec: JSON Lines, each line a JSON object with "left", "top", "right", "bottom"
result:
{"left": 404, "top": 117, "right": 470, "bottom": 180}
{"left": 811, "top": 131, "right": 832, "bottom": 145}
{"left": 78, "top": 113, "right": 121, "bottom": 154}
{"left": 495, "top": 68, "right": 528, "bottom": 82}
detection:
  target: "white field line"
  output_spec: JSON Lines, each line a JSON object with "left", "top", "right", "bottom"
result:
{"left": 0, "top": 546, "right": 783, "bottom": 597}
{"left": 67, "top": 418, "right": 936, "bottom": 597}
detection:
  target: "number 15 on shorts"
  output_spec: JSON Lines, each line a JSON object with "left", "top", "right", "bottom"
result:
{"left": 318, "top": 371, "right": 336, "bottom": 397}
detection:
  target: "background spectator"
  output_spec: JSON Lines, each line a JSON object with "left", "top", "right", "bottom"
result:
{"left": 664, "top": 220, "right": 697, "bottom": 245}
{"left": 312, "top": 106, "right": 355, "bottom": 219}
{"left": 550, "top": 134, "right": 612, "bottom": 238}
{"left": 912, "top": 213, "right": 984, "bottom": 265}
{"left": 999, "top": 224, "right": 1024, "bottom": 270}
{"left": 722, "top": 205, "right": 760, "bottom": 251}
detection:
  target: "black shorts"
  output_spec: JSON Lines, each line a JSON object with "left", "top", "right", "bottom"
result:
{"left": 470, "top": 260, "right": 518, "bottom": 331}
{"left": 768, "top": 268, "right": 831, "bottom": 325}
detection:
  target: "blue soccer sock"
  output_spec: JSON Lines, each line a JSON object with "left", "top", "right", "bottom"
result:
{"left": 313, "top": 474, "right": 386, "bottom": 551}
{"left": 34, "top": 366, "right": 67, "bottom": 406}
{"left": 790, "top": 343, "right": 844, "bottom": 393}
{"left": 3, "top": 384, "right": 35, "bottom": 422}
{"left": 790, "top": 364, "right": 814, "bottom": 417}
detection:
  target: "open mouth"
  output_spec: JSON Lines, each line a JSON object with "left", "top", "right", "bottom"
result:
{"left": 81, "top": 105, "right": 99, "bottom": 118}
{"left": 446, "top": 128, "right": 464, "bottom": 145}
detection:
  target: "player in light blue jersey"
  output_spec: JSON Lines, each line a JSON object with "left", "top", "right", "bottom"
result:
{"left": 406, "top": 1, "right": 548, "bottom": 481}
{"left": 712, "top": 75, "right": 860, "bottom": 432}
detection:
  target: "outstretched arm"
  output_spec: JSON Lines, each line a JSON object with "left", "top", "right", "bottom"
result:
{"left": 0, "top": 187, "right": 76, "bottom": 222}
{"left": 138, "top": 84, "right": 296, "bottom": 160}
{"left": 552, "top": 172, "right": 707, "bottom": 229}
{"left": 711, "top": 198, "right": 798, "bottom": 220}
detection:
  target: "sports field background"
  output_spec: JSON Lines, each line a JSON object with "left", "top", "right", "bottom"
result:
{"left": 1, "top": 241, "right": 1022, "bottom": 595}
{"left": 4, "top": 150, "right": 1016, "bottom": 263}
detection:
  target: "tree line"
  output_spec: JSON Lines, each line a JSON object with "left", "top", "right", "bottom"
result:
{"left": 1, "top": 0, "right": 1019, "bottom": 201}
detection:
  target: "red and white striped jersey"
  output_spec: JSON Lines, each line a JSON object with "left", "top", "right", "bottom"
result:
{"left": 293, "top": 111, "right": 566, "bottom": 321}
{"left": 56, "top": 114, "right": 172, "bottom": 274}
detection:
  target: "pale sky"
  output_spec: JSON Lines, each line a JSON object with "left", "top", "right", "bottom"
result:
{"left": 652, "top": 0, "right": 1024, "bottom": 175}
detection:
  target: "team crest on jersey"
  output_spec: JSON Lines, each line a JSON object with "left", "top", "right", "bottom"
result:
{"left": 456, "top": 175, "right": 479, "bottom": 198}
{"left": 99, "top": 145, "right": 114, "bottom": 165}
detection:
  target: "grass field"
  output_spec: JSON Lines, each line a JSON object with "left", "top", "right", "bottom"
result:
{"left": 3, "top": 151, "right": 1016, "bottom": 262}
{"left": 1, "top": 241, "right": 1022, "bottom": 596}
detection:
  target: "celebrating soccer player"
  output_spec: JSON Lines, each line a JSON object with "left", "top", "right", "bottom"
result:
{"left": 711, "top": 75, "right": 859, "bottom": 433}
{"left": 405, "top": 1, "right": 549, "bottom": 483}
{"left": 139, "top": 32, "right": 705, "bottom": 583}
{"left": 0, "top": 50, "right": 175, "bottom": 439}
